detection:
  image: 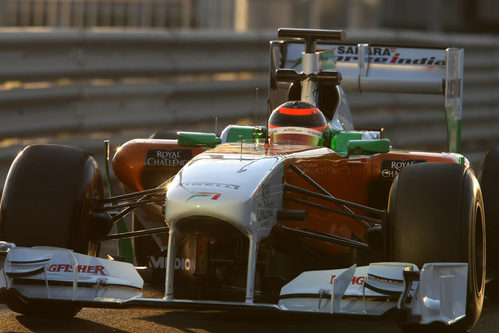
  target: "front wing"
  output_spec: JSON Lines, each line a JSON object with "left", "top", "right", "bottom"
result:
{"left": 0, "top": 242, "right": 467, "bottom": 326}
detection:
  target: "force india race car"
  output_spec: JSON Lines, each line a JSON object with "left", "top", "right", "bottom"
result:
{"left": 0, "top": 28, "right": 498, "bottom": 333}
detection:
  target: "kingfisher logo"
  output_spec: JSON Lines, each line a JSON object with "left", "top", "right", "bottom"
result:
{"left": 186, "top": 192, "right": 221, "bottom": 201}
{"left": 48, "top": 264, "right": 106, "bottom": 275}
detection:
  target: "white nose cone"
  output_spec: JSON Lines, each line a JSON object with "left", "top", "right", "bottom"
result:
{"left": 165, "top": 151, "right": 284, "bottom": 238}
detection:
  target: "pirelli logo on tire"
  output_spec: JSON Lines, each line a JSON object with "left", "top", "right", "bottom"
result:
{"left": 380, "top": 159, "right": 425, "bottom": 179}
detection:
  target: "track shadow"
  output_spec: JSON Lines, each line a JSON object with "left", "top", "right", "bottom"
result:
{"left": 15, "top": 314, "right": 127, "bottom": 333}
{"left": 137, "top": 309, "right": 401, "bottom": 333}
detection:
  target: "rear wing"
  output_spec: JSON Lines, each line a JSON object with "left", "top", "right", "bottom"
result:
{"left": 269, "top": 40, "right": 464, "bottom": 153}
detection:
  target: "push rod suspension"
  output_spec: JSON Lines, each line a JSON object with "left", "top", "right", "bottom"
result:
{"left": 281, "top": 225, "right": 369, "bottom": 249}
{"left": 285, "top": 196, "right": 383, "bottom": 224}
{"left": 102, "top": 188, "right": 166, "bottom": 204}
{"left": 289, "top": 163, "right": 373, "bottom": 228}
{"left": 284, "top": 183, "right": 386, "bottom": 216}
{"left": 100, "top": 197, "right": 165, "bottom": 211}
{"left": 107, "top": 177, "right": 173, "bottom": 224}
{"left": 104, "top": 226, "right": 170, "bottom": 241}
{"left": 110, "top": 193, "right": 159, "bottom": 223}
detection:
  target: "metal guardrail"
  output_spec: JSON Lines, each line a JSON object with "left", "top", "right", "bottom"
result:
{"left": 0, "top": 29, "right": 271, "bottom": 80}
{"left": 0, "top": 28, "right": 498, "bottom": 175}
{"left": 0, "top": 29, "right": 271, "bottom": 136}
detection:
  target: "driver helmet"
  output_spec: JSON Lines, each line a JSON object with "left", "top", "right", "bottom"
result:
{"left": 268, "top": 101, "right": 329, "bottom": 146}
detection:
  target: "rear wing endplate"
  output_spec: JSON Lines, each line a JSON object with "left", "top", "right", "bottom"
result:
{"left": 269, "top": 41, "right": 464, "bottom": 153}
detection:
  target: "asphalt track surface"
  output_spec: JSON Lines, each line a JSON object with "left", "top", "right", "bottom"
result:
{"left": 0, "top": 289, "right": 498, "bottom": 333}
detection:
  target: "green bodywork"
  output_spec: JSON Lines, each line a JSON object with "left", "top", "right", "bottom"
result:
{"left": 445, "top": 106, "right": 462, "bottom": 153}
{"left": 330, "top": 131, "right": 389, "bottom": 157}
{"left": 177, "top": 132, "right": 222, "bottom": 147}
{"left": 223, "top": 125, "right": 267, "bottom": 143}
{"left": 178, "top": 126, "right": 266, "bottom": 146}
{"left": 347, "top": 139, "right": 390, "bottom": 156}
{"left": 178, "top": 126, "right": 390, "bottom": 158}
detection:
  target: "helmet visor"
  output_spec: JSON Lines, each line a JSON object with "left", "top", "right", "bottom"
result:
{"left": 269, "top": 126, "right": 323, "bottom": 146}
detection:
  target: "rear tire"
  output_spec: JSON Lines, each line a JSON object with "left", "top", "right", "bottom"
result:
{"left": 389, "top": 163, "right": 485, "bottom": 332}
{"left": 0, "top": 144, "right": 105, "bottom": 316}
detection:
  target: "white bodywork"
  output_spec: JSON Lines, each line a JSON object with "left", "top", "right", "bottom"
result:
{"left": 165, "top": 149, "right": 284, "bottom": 239}
{"left": 278, "top": 262, "right": 468, "bottom": 325}
{"left": 0, "top": 243, "right": 142, "bottom": 304}
{"left": 164, "top": 146, "right": 285, "bottom": 303}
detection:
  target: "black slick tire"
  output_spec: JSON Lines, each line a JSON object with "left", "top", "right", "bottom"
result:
{"left": 388, "top": 163, "right": 485, "bottom": 332}
{"left": 0, "top": 144, "right": 105, "bottom": 316}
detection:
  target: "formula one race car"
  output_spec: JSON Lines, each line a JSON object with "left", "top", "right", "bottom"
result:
{"left": 0, "top": 28, "right": 495, "bottom": 332}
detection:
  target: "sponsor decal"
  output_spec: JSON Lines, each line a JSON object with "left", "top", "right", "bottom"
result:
{"left": 293, "top": 45, "right": 446, "bottom": 68}
{"left": 48, "top": 264, "right": 106, "bottom": 275}
{"left": 270, "top": 126, "right": 323, "bottom": 137}
{"left": 300, "top": 164, "right": 351, "bottom": 176}
{"left": 186, "top": 192, "right": 221, "bottom": 201}
{"left": 380, "top": 159, "right": 425, "bottom": 178}
{"left": 183, "top": 182, "right": 240, "bottom": 190}
{"left": 148, "top": 256, "right": 196, "bottom": 272}
{"left": 145, "top": 149, "right": 192, "bottom": 167}
{"left": 257, "top": 182, "right": 274, "bottom": 222}
{"left": 330, "top": 274, "right": 365, "bottom": 285}
{"left": 334, "top": 46, "right": 445, "bottom": 66}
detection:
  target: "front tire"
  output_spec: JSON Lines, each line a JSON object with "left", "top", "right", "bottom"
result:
{"left": 388, "top": 163, "right": 485, "bottom": 332}
{"left": 0, "top": 144, "right": 106, "bottom": 316}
